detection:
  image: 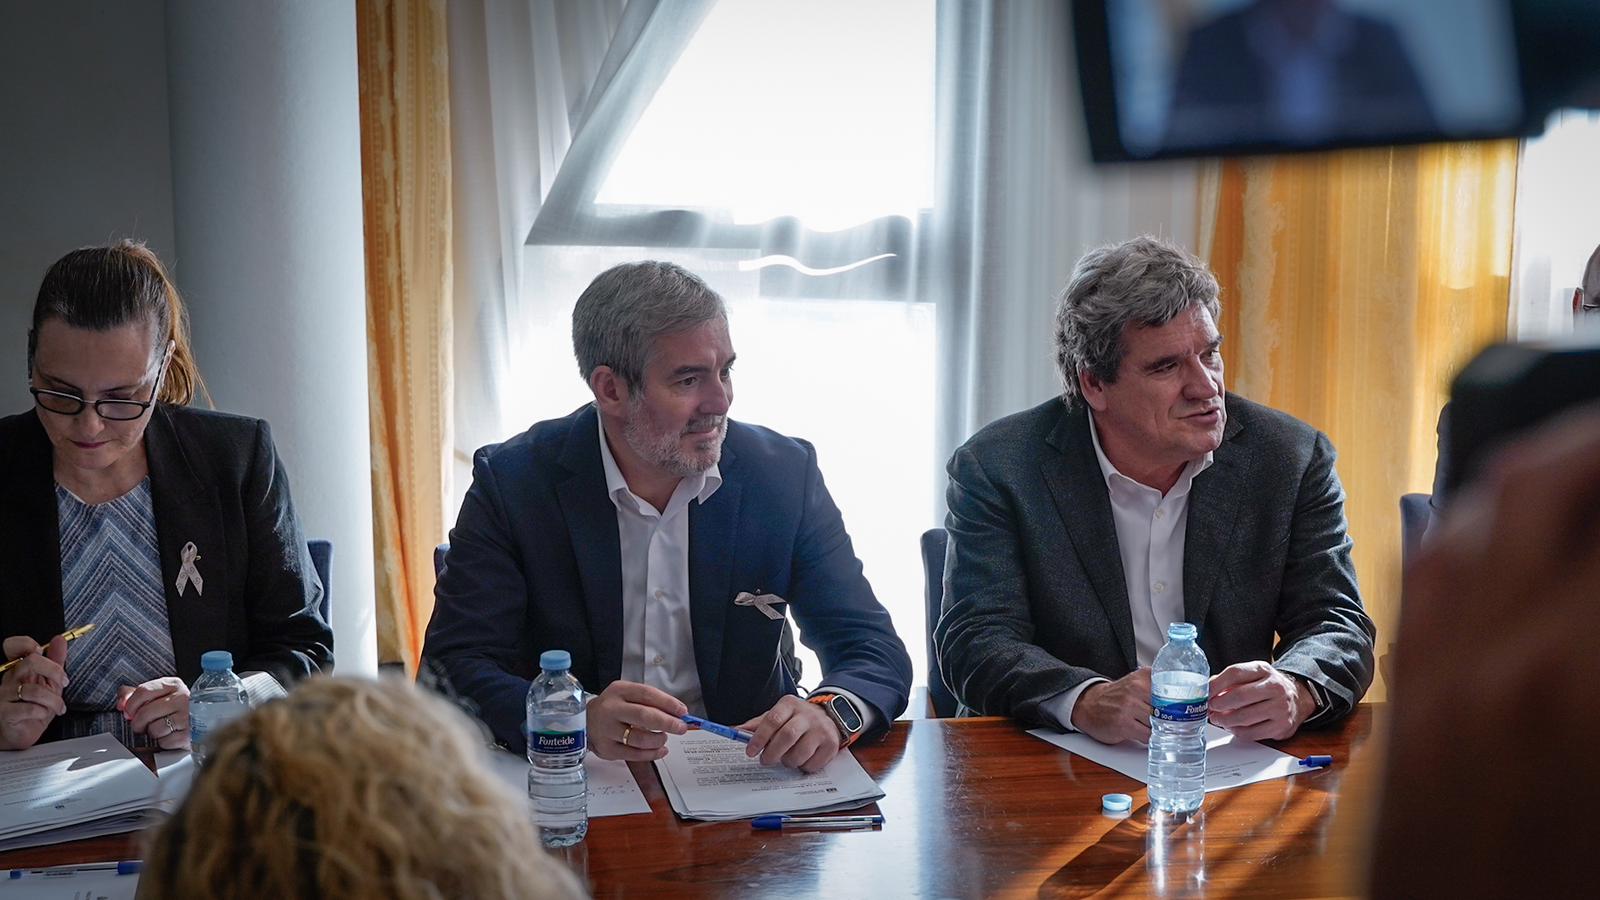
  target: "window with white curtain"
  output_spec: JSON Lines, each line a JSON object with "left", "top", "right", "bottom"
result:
{"left": 511, "top": 0, "right": 939, "bottom": 695}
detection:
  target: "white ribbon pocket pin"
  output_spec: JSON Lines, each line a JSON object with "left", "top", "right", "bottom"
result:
{"left": 734, "top": 591, "right": 786, "bottom": 620}
{"left": 176, "top": 542, "right": 204, "bottom": 597}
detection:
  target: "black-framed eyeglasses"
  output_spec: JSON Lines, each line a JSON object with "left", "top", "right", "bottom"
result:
{"left": 29, "top": 354, "right": 170, "bottom": 422}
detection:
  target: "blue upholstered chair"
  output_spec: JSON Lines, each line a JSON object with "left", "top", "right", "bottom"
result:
{"left": 1399, "top": 493, "right": 1432, "bottom": 573}
{"left": 307, "top": 539, "right": 332, "bottom": 623}
{"left": 921, "top": 527, "right": 957, "bottom": 718}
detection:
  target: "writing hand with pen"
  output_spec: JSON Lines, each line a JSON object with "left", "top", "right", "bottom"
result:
{"left": 588, "top": 681, "right": 843, "bottom": 773}
{"left": 0, "top": 623, "right": 191, "bottom": 751}
{"left": 0, "top": 632, "right": 70, "bottom": 750}
{"left": 586, "top": 680, "right": 690, "bottom": 763}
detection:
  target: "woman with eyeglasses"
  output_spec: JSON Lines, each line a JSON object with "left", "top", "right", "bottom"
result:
{"left": 0, "top": 241, "right": 333, "bottom": 751}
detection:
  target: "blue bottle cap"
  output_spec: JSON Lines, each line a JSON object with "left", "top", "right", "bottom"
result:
{"left": 1166, "top": 622, "right": 1198, "bottom": 641}
{"left": 1102, "top": 793, "right": 1133, "bottom": 813}
{"left": 539, "top": 650, "right": 572, "bottom": 672}
{"left": 200, "top": 650, "right": 235, "bottom": 672}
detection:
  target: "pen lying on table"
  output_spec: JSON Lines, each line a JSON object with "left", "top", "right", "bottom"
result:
{"left": 7, "top": 860, "right": 142, "bottom": 878}
{"left": 0, "top": 624, "right": 96, "bottom": 675}
{"left": 752, "top": 814, "right": 885, "bottom": 831}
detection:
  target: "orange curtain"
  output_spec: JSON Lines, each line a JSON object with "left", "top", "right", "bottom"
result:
{"left": 1205, "top": 141, "right": 1518, "bottom": 700}
{"left": 356, "top": 0, "right": 453, "bottom": 672}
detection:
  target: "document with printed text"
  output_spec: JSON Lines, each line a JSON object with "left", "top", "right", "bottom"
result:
{"left": 485, "top": 749, "right": 651, "bottom": 818}
{"left": 1027, "top": 723, "right": 1307, "bottom": 792}
{"left": 652, "top": 728, "right": 883, "bottom": 822}
{"left": 0, "top": 733, "right": 166, "bottom": 852}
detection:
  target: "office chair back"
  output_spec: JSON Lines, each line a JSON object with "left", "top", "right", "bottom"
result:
{"left": 1389, "top": 492, "right": 1435, "bottom": 690}
{"left": 921, "top": 528, "right": 957, "bottom": 718}
{"left": 1399, "top": 493, "right": 1432, "bottom": 572}
{"left": 307, "top": 539, "right": 332, "bottom": 623}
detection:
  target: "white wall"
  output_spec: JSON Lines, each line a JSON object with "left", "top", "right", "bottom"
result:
{"left": 166, "top": 0, "right": 378, "bottom": 675}
{"left": 0, "top": 0, "right": 177, "bottom": 411}
{"left": 0, "top": 1, "right": 378, "bottom": 675}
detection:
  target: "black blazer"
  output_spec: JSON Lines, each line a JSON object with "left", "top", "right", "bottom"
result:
{"left": 937, "top": 394, "right": 1375, "bottom": 728}
{"left": 0, "top": 405, "right": 333, "bottom": 701}
{"left": 422, "top": 404, "right": 912, "bottom": 753}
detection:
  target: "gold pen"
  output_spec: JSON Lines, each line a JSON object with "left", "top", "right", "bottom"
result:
{"left": 0, "top": 623, "right": 96, "bottom": 674}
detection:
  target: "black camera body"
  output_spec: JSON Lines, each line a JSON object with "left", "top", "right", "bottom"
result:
{"left": 1446, "top": 339, "right": 1600, "bottom": 496}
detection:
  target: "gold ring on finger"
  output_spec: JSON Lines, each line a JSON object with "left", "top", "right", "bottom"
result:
{"left": 622, "top": 725, "right": 632, "bottom": 748}
{"left": 164, "top": 714, "right": 176, "bottom": 736}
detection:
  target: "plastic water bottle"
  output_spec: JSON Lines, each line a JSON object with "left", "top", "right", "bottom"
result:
{"left": 189, "top": 650, "right": 248, "bottom": 767}
{"left": 526, "top": 650, "right": 587, "bottom": 847}
{"left": 1147, "top": 622, "right": 1210, "bottom": 814}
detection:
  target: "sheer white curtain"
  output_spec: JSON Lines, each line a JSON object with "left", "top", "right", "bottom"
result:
{"left": 448, "top": 0, "right": 694, "bottom": 507}
{"left": 446, "top": 0, "right": 1212, "bottom": 695}
{"left": 509, "top": 0, "right": 935, "bottom": 690}
{"left": 1507, "top": 109, "right": 1600, "bottom": 338}
{"left": 930, "top": 0, "right": 1204, "bottom": 472}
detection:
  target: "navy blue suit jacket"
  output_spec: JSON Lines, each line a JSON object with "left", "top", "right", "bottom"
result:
{"left": 421, "top": 405, "right": 912, "bottom": 752}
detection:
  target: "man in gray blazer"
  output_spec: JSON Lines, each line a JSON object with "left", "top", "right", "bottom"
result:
{"left": 937, "top": 236, "right": 1374, "bottom": 745}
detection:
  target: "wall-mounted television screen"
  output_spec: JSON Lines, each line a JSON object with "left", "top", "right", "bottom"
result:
{"left": 1074, "top": 0, "right": 1600, "bottom": 162}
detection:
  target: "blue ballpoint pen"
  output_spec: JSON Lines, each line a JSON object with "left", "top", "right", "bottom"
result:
{"left": 752, "top": 814, "right": 885, "bottom": 830}
{"left": 682, "top": 714, "right": 753, "bottom": 744}
{"left": 8, "top": 861, "right": 142, "bottom": 878}
{"left": 1297, "top": 755, "right": 1334, "bottom": 768}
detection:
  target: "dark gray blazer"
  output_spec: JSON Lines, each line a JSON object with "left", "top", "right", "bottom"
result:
{"left": 936, "top": 394, "right": 1375, "bottom": 729}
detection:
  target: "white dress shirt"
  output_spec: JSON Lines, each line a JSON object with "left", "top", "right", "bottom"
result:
{"left": 1041, "top": 412, "right": 1213, "bottom": 732}
{"left": 596, "top": 415, "right": 876, "bottom": 736}
{"left": 598, "top": 414, "right": 720, "bottom": 717}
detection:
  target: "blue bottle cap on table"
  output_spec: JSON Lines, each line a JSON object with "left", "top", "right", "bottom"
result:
{"left": 200, "top": 650, "right": 234, "bottom": 672}
{"left": 1102, "top": 793, "right": 1133, "bottom": 813}
{"left": 540, "top": 650, "right": 572, "bottom": 671}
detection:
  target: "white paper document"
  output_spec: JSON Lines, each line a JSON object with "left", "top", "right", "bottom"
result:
{"left": 652, "top": 729, "right": 884, "bottom": 822}
{"left": 0, "top": 734, "right": 166, "bottom": 853}
{"left": 1027, "top": 723, "right": 1306, "bottom": 792}
{"left": 151, "top": 750, "right": 195, "bottom": 812}
{"left": 485, "top": 750, "right": 651, "bottom": 818}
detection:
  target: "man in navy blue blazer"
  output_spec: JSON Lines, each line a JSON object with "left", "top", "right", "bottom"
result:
{"left": 422, "top": 261, "right": 911, "bottom": 772}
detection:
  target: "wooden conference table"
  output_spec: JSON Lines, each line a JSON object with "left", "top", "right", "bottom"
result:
{"left": 1, "top": 707, "right": 1380, "bottom": 898}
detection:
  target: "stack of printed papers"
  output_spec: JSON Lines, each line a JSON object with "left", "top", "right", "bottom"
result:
{"left": 0, "top": 733, "right": 167, "bottom": 852}
{"left": 653, "top": 729, "right": 884, "bottom": 822}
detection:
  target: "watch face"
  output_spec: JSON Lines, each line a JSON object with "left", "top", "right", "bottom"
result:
{"left": 830, "top": 695, "right": 863, "bottom": 732}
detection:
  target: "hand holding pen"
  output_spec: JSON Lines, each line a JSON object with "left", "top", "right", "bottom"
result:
{"left": 587, "top": 680, "right": 689, "bottom": 762}
{"left": 0, "top": 626, "right": 85, "bottom": 751}
{"left": 0, "top": 624, "right": 92, "bottom": 675}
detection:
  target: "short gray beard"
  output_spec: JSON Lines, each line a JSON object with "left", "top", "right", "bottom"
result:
{"left": 622, "top": 396, "right": 725, "bottom": 477}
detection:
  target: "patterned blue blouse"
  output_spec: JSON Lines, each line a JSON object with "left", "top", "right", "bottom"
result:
{"left": 56, "top": 478, "right": 177, "bottom": 748}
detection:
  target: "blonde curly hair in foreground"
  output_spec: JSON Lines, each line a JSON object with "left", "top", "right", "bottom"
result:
{"left": 139, "top": 676, "right": 587, "bottom": 900}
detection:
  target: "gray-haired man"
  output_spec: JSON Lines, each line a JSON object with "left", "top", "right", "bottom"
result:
{"left": 936, "top": 236, "right": 1375, "bottom": 745}
{"left": 424, "top": 261, "right": 912, "bottom": 772}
